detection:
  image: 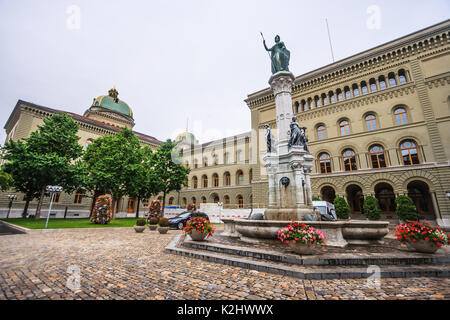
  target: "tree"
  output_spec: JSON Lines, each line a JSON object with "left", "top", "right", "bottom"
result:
{"left": 0, "top": 170, "right": 13, "bottom": 192}
{"left": 363, "top": 195, "right": 381, "bottom": 221}
{"left": 125, "top": 146, "right": 160, "bottom": 218}
{"left": 1, "top": 114, "right": 83, "bottom": 218}
{"left": 151, "top": 140, "right": 189, "bottom": 217}
{"left": 333, "top": 196, "right": 350, "bottom": 219}
{"left": 395, "top": 195, "right": 418, "bottom": 222}
{"left": 83, "top": 128, "right": 144, "bottom": 218}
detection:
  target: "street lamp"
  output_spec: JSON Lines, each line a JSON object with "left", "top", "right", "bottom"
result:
{"left": 45, "top": 185, "right": 63, "bottom": 229}
{"left": 6, "top": 194, "right": 17, "bottom": 219}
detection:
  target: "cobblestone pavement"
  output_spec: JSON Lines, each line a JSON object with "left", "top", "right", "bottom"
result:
{"left": 0, "top": 227, "right": 449, "bottom": 300}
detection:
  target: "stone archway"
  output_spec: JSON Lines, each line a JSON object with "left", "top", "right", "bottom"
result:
{"left": 320, "top": 186, "right": 336, "bottom": 203}
{"left": 407, "top": 180, "right": 434, "bottom": 216}
{"left": 375, "top": 182, "right": 396, "bottom": 214}
{"left": 346, "top": 184, "right": 364, "bottom": 214}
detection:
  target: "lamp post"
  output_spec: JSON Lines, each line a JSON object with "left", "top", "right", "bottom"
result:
{"left": 6, "top": 194, "right": 17, "bottom": 219}
{"left": 45, "top": 185, "right": 63, "bottom": 229}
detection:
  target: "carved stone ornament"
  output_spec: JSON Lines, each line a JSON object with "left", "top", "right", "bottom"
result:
{"left": 280, "top": 177, "right": 290, "bottom": 187}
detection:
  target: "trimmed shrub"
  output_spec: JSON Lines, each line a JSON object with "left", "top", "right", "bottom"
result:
{"left": 333, "top": 197, "right": 350, "bottom": 220}
{"left": 395, "top": 195, "right": 418, "bottom": 222}
{"left": 363, "top": 196, "right": 381, "bottom": 221}
{"left": 159, "top": 217, "right": 169, "bottom": 227}
{"left": 136, "top": 218, "right": 147, "bottom": 226}
{"left": 312, "top": 196, "right": 321, "bottom": 201}
{"left": 149, "top": 217, "right": 159, "bottom": 225}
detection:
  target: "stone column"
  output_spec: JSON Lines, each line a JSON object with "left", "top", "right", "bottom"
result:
{"left": 269, "top": 72, "right": 296, "bottom": 156}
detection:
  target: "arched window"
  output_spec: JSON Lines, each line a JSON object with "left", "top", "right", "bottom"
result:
{"left": 400, "top": 140, "right": 420, "bottom": 165}
{"left": 194, "top": 159, "right": 198, "bottom": 169}
{"left": 294, "top": 101, "right": 300, "bottom": 113}
{"left": 192, "top": 197, "right": 197, "bottom": 205}
{"left": 213, "top": 173, "right": 219, "bottom": 187}
{"left": 343, "top": 149, "right": 357, "bottom": 171}
{"left": 182, "top": 198, "right": 187, "bottom": 208}
{"left": 369, "top": 145, "right": 386, "bottom": 168}
{"left": 319, "top": 153, "right": 332, "bottom": 174}
{"left": 192, "top": 176, "right": 198, "bottom": 189}
{"left": 379, "top": 76, "right": 387, "bottom": 90}
{"left": 322, "top": 93, "right": 328, "bottom": 106}
{"left": 344, "top": 87, "right": 351, "bottom": 99}
{"left": 317, "top": 125, "right": 326, "bottom": 141}
{"left": 237, "top": 171, "right": 244, "bottom": 185}
{"left": 301, "top": 100, "right": 307, "bottom": 112}
{"left": 329, "top": 91, "right": 335, "bottom": 104}
{"left": 168, "top": 197, "right": 174, "bottom": 205}
{"left": 388, "top": 72, "right": 397, "bottom": 87}
{"left": 224, "top": 195, "right": 230, "bottom": 206}
{"left": 84, "top": 139, "right": 94, "bottom": 150}
{"left": 398, "top": 69, "right": 407, "bottom": 84}
{"left": 224, "top": 172, "right": 231, "bottom": 186}
{"left": 365, "top": 114, "right": 377, "bottom": 131}
{"left": 314, "top": 96, "right": 321, "bottom": 107}
{"left": 394, "top": 107, "right": 408, "bottom": 126}
{"left": 213, "top": 195, "right": 219, "bottom": 204}
{"left": 237, "top": 195, "right": 244, "bottom": 208}
{"left": 340, "top": 120, "right": 350, "bottom": 136}
{"left": 361, "top": 81, "right": 368, "bottom": 95}
{"left": 352, "top": 84, "right": 360, "bottom": 97}
{"left": 337, "top": 89, "right": 344, "bottom": 102}
{"left": 202, "top": 196, "right": 207, "bottom": 204}
{"left": 369, "top": 78, "right": 377, "bottom": 92}
{"left": 202, "top": 175, "right": 208, "bottom": 188}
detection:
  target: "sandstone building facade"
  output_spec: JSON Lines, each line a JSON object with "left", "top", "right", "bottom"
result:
{"left": 2, "top": 20, "right": 450, "bottom": 224}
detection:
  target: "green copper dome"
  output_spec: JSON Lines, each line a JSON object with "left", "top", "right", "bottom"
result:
{"left": 92, "top": 87, "right": 133, "bottom": 118}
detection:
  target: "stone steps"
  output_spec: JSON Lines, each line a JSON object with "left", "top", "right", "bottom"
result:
{"left": 165, "top": 235, "right": 450, "bottom": 280}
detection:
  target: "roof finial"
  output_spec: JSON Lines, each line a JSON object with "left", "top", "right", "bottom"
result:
{"left": 108, "top": 86, "right": 119, "bottom": 103}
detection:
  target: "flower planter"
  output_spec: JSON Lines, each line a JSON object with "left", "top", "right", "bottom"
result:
{"left": 158, "top": 226, "right": 169, "bottom": 234}
{"left": 407, "top": 240, "right": 440, "bottom": 254}
{"left": 189, "top": 231, "right": 208, "bottom": 241}
{"left": 288, "top": 242, "right": 322, "bottom": 255}
{"left": 149, "top": 224, "right": 158, "bottom": 231}
{"left": 133, "top": 226, "right": 146, "bottom": 233}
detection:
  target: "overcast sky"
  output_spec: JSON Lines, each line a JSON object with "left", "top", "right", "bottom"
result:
{"left": 1, "top": 0, "right": 449, "bottom": 144}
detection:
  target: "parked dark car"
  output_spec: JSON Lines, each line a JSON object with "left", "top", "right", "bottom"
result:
{"left": 168, "top": 211, "right": 210, "bottom": 230}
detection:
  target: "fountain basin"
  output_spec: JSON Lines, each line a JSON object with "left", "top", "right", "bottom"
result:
{"left": 224, "top": 219, "right": 389, "bottom": 248}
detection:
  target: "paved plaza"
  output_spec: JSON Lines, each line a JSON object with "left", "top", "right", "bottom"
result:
{"left": 0, "top": 226, "right": 449, "bottom": 300}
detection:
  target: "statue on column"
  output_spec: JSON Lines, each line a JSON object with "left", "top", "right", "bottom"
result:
{"left": 264, "top": 124, "right": 273, "bottom": 153}
{"left": 262, "top": 34, "right": 291, "bottom": 74}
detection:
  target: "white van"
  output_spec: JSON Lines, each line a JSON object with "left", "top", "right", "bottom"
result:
{"left": 312, "top": 201, "right": 337, "bottom": 221}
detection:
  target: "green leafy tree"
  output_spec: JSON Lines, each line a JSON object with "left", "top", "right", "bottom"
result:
{"left": 395, "top": 195, "right": 418, "bottom": 222}
{"left": 125, "top": 146, "right": 160, "bottom": 218}
{"left": 83, "top": 128, "right": 144, "bottom": 218}
{"left": 333, "top": 196, "right": 350, "bottom": 219}
{"left": 152, "top": 140, "right": 189, "bottom": 217}
{"left": 363, "top": 195, "right": 381, "bottom": 221}
{"left": 0, "top": 170, "right": 13, "bottom": 191}
{"left": 1, "top": 114, "right": 83, "bottom": 218}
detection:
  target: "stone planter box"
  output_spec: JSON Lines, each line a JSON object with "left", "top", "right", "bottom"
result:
{"left": 158, "top": 227, "right": 169, "bottom": 234}
{"left": 133, "top": 226, "right": 146, "bottom": 233}
{"left": 189, "top": 230, "right": 208, "bottom": 241}
{"left": 149, "top": 224, "right": 158, "bottom": 231}
{"left": 288, "top": 242, "right": 322, "bottom": 255}
{"left": 407, "top": 240, "right": 440, "bottom": 254}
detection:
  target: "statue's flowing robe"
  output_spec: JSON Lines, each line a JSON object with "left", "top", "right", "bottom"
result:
{"left": 271, "top": 42, "right": 290, "bottom": 74}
